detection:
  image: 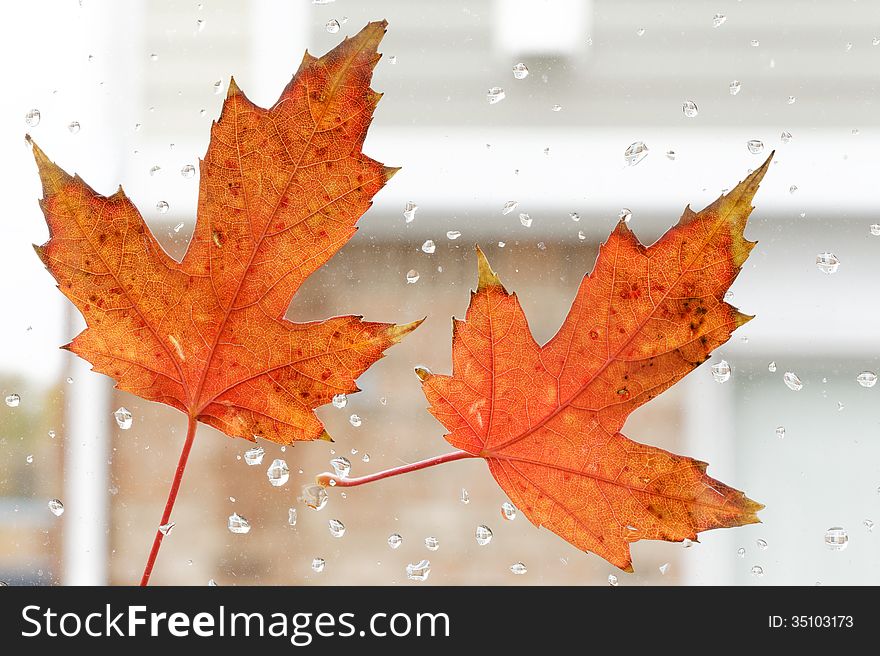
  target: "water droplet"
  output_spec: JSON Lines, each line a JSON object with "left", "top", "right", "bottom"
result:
{"left": 361, "top": 453, "right": 370, "bottom": 463}
{"left": 25, "top": 109, "right": 41, "bottom": 127}
{"left": 509, "top": 562, "right": 527, "bottom": 575}
{"left": 48, "top": 430, "right": 56, "bottom": 439}
{"left": 328, "top": 458, "right": 351, "bottom": 482}
{"left": 729, "top": 80, "right": 742, "bottom": 96}
{"left": 325, "top": 19, "right": 340, "bottom": 34}
{"left": 267, "top": 458, "right": 289, "bottom": 487}
{"left": 618, "top": 208, "right": 632, "bottom": 223}
{"left": 750, "top": 39, "right": 760, "bottom": 47}
{"left": 711, "top": 360, "right": 731, "bottom": 383}
{"left": 783, "top": 371, "right": 803, "bottom": 391}
{"left": 212, "top": 80, "right": 223, "bottom": 94}
{"left": 113, "top": 406, "right": 132, "bottom": 429}
{"left": 328, "top": 518, "right": 346, "bottom": 538}
{"left": 424, "top": 536, "right": 440, "bottom": 551}
{"left": 180, "top": 164, "right": 196, "bottom": 179}
{"left": 870, "top": 224, "right": 880, "bottom": 236}
{"left": 712, "top": 13, "right": 727, "bottom": 27}
{"left": 406, "top": 559, "right": 431, "bottom": 581}
{"left": 287, "top": 508, "right": 297, "bottom": 527}
{"left": 864, "top": 519, "right": 874, "bottom": 532}
{"left": 349, "top": 413, "right": 362, "bottom": 427}
{"left": 460, "top": 488, "right": 470, "bottom": 504}
{"left": 789, "top": 185, "right": 798, "bottom": 194}
{"left": 446, "top": 230, "right": 461, "bottom": 240}
{"left": 737, "top": 547, "right": 746, "bottom": 558}
{"left": 475, "top": 525, "right": 493, "bottom": 546}
{"left": 156, "top": 200, "right": 169, "bottom": 214}
{"left": 149, "top": 53, "right": 159, "bottom": 62}
{"left": 67, "top": 121, "right": 81, "bottom": 134}
{"left": 682, "top": 538, "right": 694, "bottom": 549}
{"left": 501, "top": 501, "right": 517, "bottom": 521}
{"left": 662, "top": 150, "right": 675, "bottom": 162}
{"left": 48, "top": 499, "right": 64, "bottom": 516}
{"left": 227, "top": 512, "right": 250, "bottom": 534}
{"left": 682, "top": 100, "right": 698, "bottom": 118}
{"left": 775, "top": 426, "right": 786, "bottom": 440}
{"left": 624, "top": 141, "right": 648, "bottom": 166}
{"left": 158, "top": 521, "right": 175, "bottom": 536}
{"left": 747, "top": 139, "right": 764, "bottom": 154}
{"left": 658, "top": 562, "right": 669, "bottom": 575}
{"left": 779, "top": 131, "right": 793, "bottom": 145}
{"left": 149, "top": 165, "right": 162, "bottom": 177}
{"left": 550, "top": 104, "right": 563, "bottom": 112}
{"left": 512, "top": 62, "right": 529, "bottom": 79}
{"left": 501, "top": 200, "right": 519, "bottom": 215}
{"left": 300, "top": 484, "right": 329, "bottom": 511}
{"left": 824, "top": 527, "right": 848, "bottom": 551}
{"left": 608, "top": 574, "right": 619, "bottom": 586}
{"left": 487, "top": 86, "right": 506, "bottom": 104}
{"left": 5, "top": 393, "right": 20, "bottom": 408}
{"left": 768, "top": 361, "right": 777, "bottom": 372}
{"left": 567, "top": 212, "right": 581, "bottom": 223}
{"left": 636, "top": 27, "right": 646, "bottom": 36}
{"left": 787, "top": 95, "right": 796, "bottom": 105}
{"left": 329, "top": 393, "right": 347, "bottom": 409}
{"left": 311, "top": 557, "right": 325, "bottom": 573}
{"left": 196, "top": 18, "right": 205, "bottom": 32}
{"left": 403, "top": 200, "right": 418, "bottom": 223}
{"left": 757, "top": 538, "right": 768, "bottom": 551}
{"left": 420, "top": 239, "right": 436, "bottom": 254}
{"left": 874, "top": 37, "right": 880, "bottom": 46}
{"left": 816, "top": 252, "right": 840, "bottom": 274}
{"left": 388, "top": 533, "right": 402, "bottom": 549}
{"left": 519, "top": 213, "right": 532, "bottom": 228}
{"left": 388, "top": 55, "right": 397, "bottom": 64}
{"left": 244, "top": 446, "right": 264, "bottom": 465}
{"left": 750, "top": 565, "right": 764, "bottom": 577}
{"left": 856, "top": 371, "right": 877, "bottom": 388}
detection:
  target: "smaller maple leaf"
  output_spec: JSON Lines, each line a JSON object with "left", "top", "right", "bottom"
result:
{"left": 418, "top": 157, "right": 771, "bottom": 571}
{"left": 29, "top": 20, "right": 418, "bottom": 445}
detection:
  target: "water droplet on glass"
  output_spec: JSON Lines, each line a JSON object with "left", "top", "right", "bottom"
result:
{"left": 664, "top": 150, "right": 676, "bottom": 161}
{"left": 68, "top": 121, "right": 81, "bottom": 134}
{"left": 227, "top": 512, "right": 250, "bottom": 534}
{"left": 874, "top": 37, "right": 880, "bottom": 46}
{"left": 475, "top": 525, "right": 493, "bottom": 546}
{"left": 311, "top": 558, "right": 325, "bottom": 573}
{"left": 403, "top": 200, "right": 418, "bottom": 223}
{"left": 636, "top": 27, "right": 646, "bottom": 36}
{"left": 196, "top": 18, "right": 205, "bottom": 32}
{"left": 460, "top": 488, "right": 470, "bottom": 504}
{"left": 608, "top": 574, "right": 619, "bottom": 586}
{"left": 156, "top": 200, "right": 169, "bottom": 214}
{"left": 406, "top": 559, "right": 431, "bottom": 581}
{"left": 325, "top": 19, "right": 340, "bottom": 34}
{"left": 787, "top": 95, "right": 796, "bottom": 105}
{"left": 329, "top": 457, "right": 352, "bottom": 481}
{"left": 757, "top": 538, "right": 768, "bottom": 551}
{"left": 750, "top": 565, "right": 764, "bottom": 577}
{"left": 864, "top": 519, "right": 874, "bottom": 532}
{"left": 747, "top": 139, "right": 764, "bottom": 154}
{"left": 388, "top": 533, "right": 402, "bottom": 549}
{"left": 682, "top": 100, "right": 698, "bottom": 118}
{"left": 149, "top": 53, "right": 159, "bottom": 62}
{"left": 158, "top": 521, "right": 175, "bottom": 536}
{"left": 519, "top": 213, "right": 532, "bottom": 228}
{"left": 624, "top": 141, "right": 648, "bottom": 166}
{"left": 361, "top": 453, "right": 370, "bottom": 463}
{"left": 267, "top": 458, "right": 289, "bottom": 487}
{"left": 424, "top": 536, "right": 440, "bottom": 551}
{"left": 149, "top": 165, "right": 162, "bottom": 177}
{"left": 711, "top": 360, "right": 731, "bottom": 383}
{"left": 501, "top": 200, "right": 518, "bottom": 215}
{"left": 300, "top": 484, "right": 329, "bottom": 511}
{"left": 25, "top": 109, "right": 41, "bottom": 127}
{"left": 328, "top": 518, "right": 346, "bottom": 538}
{"left": 870, "top": 224, "right": 880, "bottom": 236}
{"left": 329, "top": 393, "right": 347, "bottom": 409}
{"left": 48, "top": 499, "right": 64, "bottom": 516}
{"left": 712, "top": 13, "right": 727, "bottom": 27}
{"left": 789, "top": 185, "right": 798, "bottom": 194}
{"left": 212, "top": 80, "right": 223, "bottom": 94}
{"left": 783, "top": 371, "right": 803, "bottom": 391}
{"left": 501, "top": 501, "right": 517, "bottom": 521}
{"left": 5, "top": 393, "right": 20, "bottom": 408}
{"left": 349, "top": 413, "right": 362, "bottom": 427}
{"left": 683, "top": 538, "right": 694, "bottom": 549}
{"left": 48, "top": 430, "right": 56, "bottom": 439}
{"left": 114, "top": 406, "right": 132, "bottom": 429}
{"left": 658, "top": 562, "right": 669, "bottom": 575}
{"left": 780, "top": 131, "right": 792, "bottom": 144}
{"left": 824, "top": 527, "right": 848, "bottom": 551}
{"left": 768, "top": 361, "right": 777, "bottom": 372}
{"left": 244, "top": 446, "right": 264, "bottom": 465}
{"left": 737, "top": 547, "right": 746, "bottom": 558}
{"left": 180, "top": 164, "right": 196, "bottom": 179}
{"left": 509, "top": 562, "right": 527, "bottom": 575}
{"left": 568, "top": 212, "right": 581, "bottom": 223}
{"left": 512, "top": 62, "right": 529, "bottom": 79}
{"left": 816, "top": 252, "right": 840, "bottom": 274}
{"left": 856, "top": 371, "right": 877, "bottom": 388}
{"left": 750, "top": 39, "right": 760, "bottom": 47}
{"left": 618, "top": 208, "right": 632, "bottom": 223}
{"left": 775, "top": 426, "right": 785, "bottom": 440}
{"left": 421, "top": 239, "right": 436, "bottom": 254}
{"left": 487, "top": 86, "right": 506, "bottom": 104}
{"left": 729, "top": 80, "right": 741, "bottom": 96}
{"left": 287, "top": 508, "right": 297, "bottom": 527}
{"left": 446, "top": 230, "right": 461, "bottom": 240}
{"left": 550, "top": 104, "right": 563, "bottom": 112}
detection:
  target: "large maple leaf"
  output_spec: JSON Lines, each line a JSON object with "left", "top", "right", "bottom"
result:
{"left": 418, "top": 158, "right": 771, "bottom": 571}
{"left": 29, "top": 21, "right": 416, "bottom": 445}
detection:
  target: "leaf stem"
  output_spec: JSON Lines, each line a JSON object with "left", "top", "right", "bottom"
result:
{"left": 316, "top": 449, "right": 475, "bottom": 488}
{"left": 139, "top": 415, "right": 198, "bottom": 586}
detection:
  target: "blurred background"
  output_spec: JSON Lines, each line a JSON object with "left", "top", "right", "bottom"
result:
{"left": 1, "top": 0, "right": 879, "bottom": 586}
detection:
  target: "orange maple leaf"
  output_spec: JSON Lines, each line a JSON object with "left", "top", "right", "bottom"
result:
{"left": 29, "top": 21, "right": 417, "bottom": 446}
{"left": 418, "top": 158, "right": 771, "bottom": 571}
